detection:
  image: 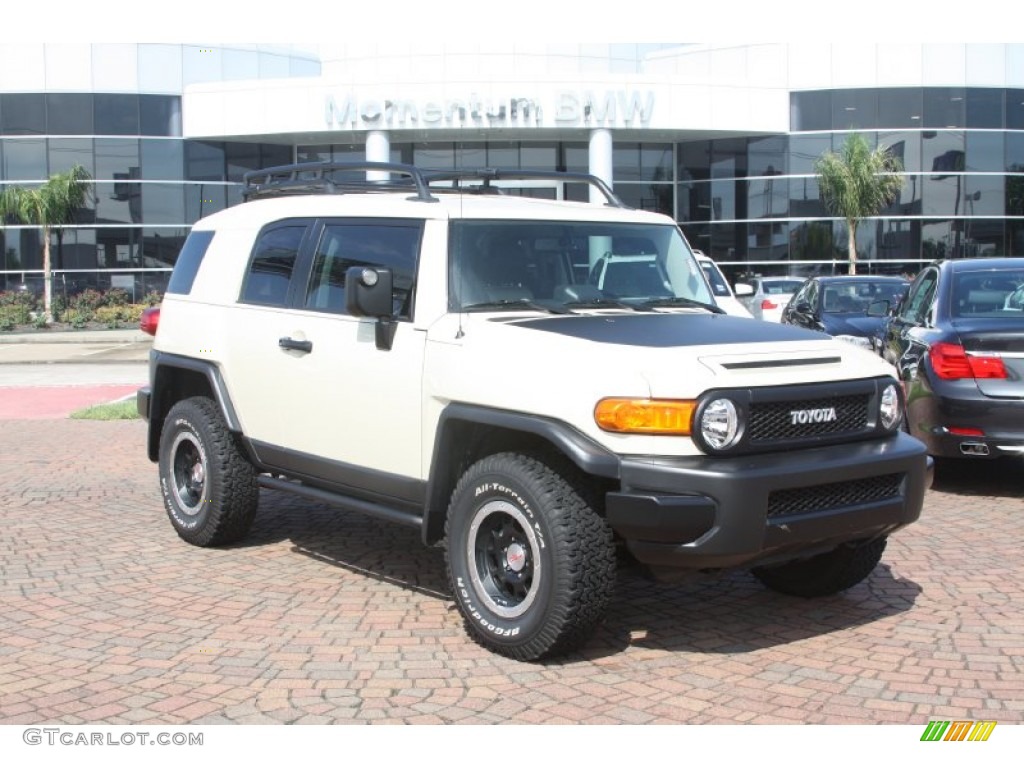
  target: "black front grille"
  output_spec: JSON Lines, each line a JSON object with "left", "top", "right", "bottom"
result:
{"left": 767, "top": 473, "right": 904, "bottom": 518}
{"left": 749, "top": 394, "right": 869, "bottom": 443}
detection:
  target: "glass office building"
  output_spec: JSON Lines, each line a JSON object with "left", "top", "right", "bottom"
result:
{"left": 2, "top": 43, "right": 1022, "bottom": 294}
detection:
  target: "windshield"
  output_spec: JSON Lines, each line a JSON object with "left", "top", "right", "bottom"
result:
{"left": 699, "top": 261, "right": 731, "bottom": 297}
{"left": 449, "top": 220, "right": 714, "bottom": 312}
{"left": 822, "top": 280, "right": 908, "bottom": 314}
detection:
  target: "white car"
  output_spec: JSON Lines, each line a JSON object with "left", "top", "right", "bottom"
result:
{"left": 695, "top": 253, "right": 753, "bottom": 318}
{"left": 738, "top": 276, "right": 805, "bottom": 322}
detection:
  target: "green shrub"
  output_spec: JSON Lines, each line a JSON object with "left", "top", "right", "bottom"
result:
{"left": 0, "top": 290, "right": 37, "bottom": 311}
{"left": 103, "top": 287, "right": 130, "bottom": 306}
{"left": 143, "top": 290, "right": 164, "bottom": 307}
{"left": 0, "top": 303, "right": 31, "bottom": 327}
{"left": 73, "top": 288, "right": 104, "bottom": 312}
{"left": 0, "top": 310, "right": 16, "bottom": 331}
{"left": 65, "top": 310, "right": 90, "bottom": 329}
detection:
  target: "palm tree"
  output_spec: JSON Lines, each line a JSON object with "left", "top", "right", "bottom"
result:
{"left": 815, "top": 134, "right": 904, "bottom": 275}
{"left": 0, "top": 164, "right": 94, "bottom": 322}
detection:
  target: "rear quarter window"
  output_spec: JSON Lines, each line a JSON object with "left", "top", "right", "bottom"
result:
{"left": 165, "top": 230, "right": 215, "bottom": 295}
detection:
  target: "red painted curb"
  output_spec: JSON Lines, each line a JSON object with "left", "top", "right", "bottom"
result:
{"left": 0, "top": 385, "right": 140, "bottom": 420}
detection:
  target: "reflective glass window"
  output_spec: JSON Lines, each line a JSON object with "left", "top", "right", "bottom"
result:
{"left": 185, "top": 141, "right": 225, "bottom": 181}
{"left": 1006, "top": 89, "right": 1024, "bottom": 130}
{"left": 790, "top": 91, "right": 831, "bottom": 131}
{"left": 832, "top": 89, "right": 877, "bottom": 130}
{"left": 1006, "top": 132, "right": 1024, "bottom": 172}
{"left": 960, "top": 218, "right": 1004, "bottom": 258}
{"left": 963, "top": 174, "right": 1005, "bottom": 216}
{"left": 614, "top": 183, "right": 673, "bottom": 216}
{"left": 788, "top": 135, "right": 830, "bottom": 175}
{"left": 143, "top": 228, "right": 188, "bottom": 270}
{"left": 1008, "top": 169, "right": 1024, "bottom": 216}
{"left": 296, "top": 144, "right": 331, "bottom": 163}
{"left": 2, "top": 138, "right": 47, "bottom": 180}
{"left": 677, "top": 140, "right": 710, "bottom": 182}
{"left": 748, "top": 136, "right": 787, "bottom": 177}
{"left": 560, "top": 143, "right": 588, "bottom": 173}
{"left": 1009, "top": 220, "right": 1024, "bottom": 256}
{"left": 96, "top": 228, "right": 140, "bottom": 269}
{"left": 486, "top": 142, "right": 518, "bottom": 168}
{"left": 922, "top": 131, "right": 965, "bottom": 178}
{"left": 46, "top": 94, "right": 94, "bottom": 135}
{"left": 48, "top": 139, "right": 94, "bottom": 176}
{"left": 414, "top": 143, "right": 454, "bottom": 170}
{"left": 878, "top": 131, "right": 920, "bottom": 173}
{"left": 885, "top": 173, "right": 923, "bottom": 217}
{"left": 923, "top": 174, "right": 961, "bottom": 217}
{"left": 875, "top": 219, "right": 921, "bottom": 264}
{"left": 139, "top": 95, "right": 182, "bottom": 137}
{"left": 922, "top": 219, "right": 955, "bottom": 261}
{"left": 261, "top": 144, "right": 292, "bottom": 169}
{"left": 965, "top": 131, "right": 1004, "bottom": 172}
{"left": 712, "top": 138, "right": 746, "bottom": 178}
{"left": 55, "top": 228, "right": 98, "bottom": 271}
{"left": 225, "top": 142, "right": 262, "bottom": 182}
{"left": 679, "top": 223, "right": 710, "bottom": 256}
{"left": 520, "top": 143, "right": 557, "bottom": 170}
{"left": 94, "top": 182, "right": 140, "bottom": 225}
{"left": 708, "top": 222, "right": 741, "bottom": 261}
{"left": 453, "top": 142, "right": 486, "bottom": 168}
{"left": 747, "top": 221, "right": 789, "bottom": 261}
{"left": 141, "top": 139, "right": 183, "bottom": 180}
{"left": 924, "top": 88, "right": 965, "bottom": 129}
{"left": 710, "top": 178, "right": 739, "bottom": 220}
{"left": 878, "top": 88, "right": 923, "bottom": 129}
{"left": 789, "top": 177, "right": 827, "bottom": 218}
{"left": 747, "top": 175, "right": 787, "bottom": 219}
{"left": 141, "top": 183, "right": 186, "bottom": 225}
{"left": 184, "top": 183, "right": 227, "bottom": 222}
{"left": 677, "top": 179, "right": 710, "bottom": 222}
{"left": 95, "top": 94, "right": 140, "bottom": 136}
{"left": 95, "top": 139, "right": 140, "bottom": 182}
{"left": 1, "top": 94, "right": 45, "bottom": 135}
{"left": 966, "top": 88, "right": 1003, "bottom": 129}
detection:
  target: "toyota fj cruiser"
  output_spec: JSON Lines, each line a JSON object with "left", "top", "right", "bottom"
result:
{"left": 137, "top": 162, "right": 930, "bottom": 661}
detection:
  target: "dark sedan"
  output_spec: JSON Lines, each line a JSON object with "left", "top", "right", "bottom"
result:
{"left": 781, "top": 275, "right": 910, "bottom": 351}
{"left": 878, "top": 257, "right": 1024, "bottom": 459}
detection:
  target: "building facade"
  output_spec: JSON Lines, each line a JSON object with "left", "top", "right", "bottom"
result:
{"left": 2, "top": 43, "right": 1022, "bottom": 296}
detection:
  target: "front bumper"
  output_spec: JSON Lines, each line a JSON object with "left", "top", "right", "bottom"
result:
{"left": 605, "top": 432, "right": 930, "bottom": 570}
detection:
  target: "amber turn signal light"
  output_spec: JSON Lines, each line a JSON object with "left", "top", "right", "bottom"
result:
{"left": 594, "top": 398, "right": 696, "bottom": 435}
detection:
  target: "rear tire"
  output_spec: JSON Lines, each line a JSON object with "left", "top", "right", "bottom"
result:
{"left": 751, "top": 537, "right": 887, "bottom": 598}
{"left": 158, "top": 396, "right": 258, "bottom": 546}
{"left": 445, "top": 452, "right": 615, "bottom": 661}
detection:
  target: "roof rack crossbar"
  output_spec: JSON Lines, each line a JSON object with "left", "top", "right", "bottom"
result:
{"left": 425, "top": 168, "right": 628, "bottom": 208}
{"left": 242, "top": 161, "right": 438, "bottom": 202}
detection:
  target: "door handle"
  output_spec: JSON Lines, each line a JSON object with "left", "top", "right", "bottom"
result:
{"left": 279, "top": 337, "right": 313, "bottom": 353}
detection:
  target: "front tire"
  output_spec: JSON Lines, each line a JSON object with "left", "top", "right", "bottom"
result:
{"left": 158, "top": 396, "right": 258, "bottom": 546}
{"left": 445, "top": 452, "right": 615, "bottom": 661}
{"left": 751, "top": 537, "right": 887, "bottom": 597}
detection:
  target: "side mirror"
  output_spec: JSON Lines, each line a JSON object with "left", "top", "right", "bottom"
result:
{"left": 794, "top": 301, "right": 812, "bottom": 315}
{"left": 345, "top": 266, "right": 397, "bottom": 350}
{"left": 733, "top": 282, "right": 754, "bottom": 297}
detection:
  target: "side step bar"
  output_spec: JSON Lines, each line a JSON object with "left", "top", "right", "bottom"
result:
{"left": 258, "top": 475, "right": 422, "bottom": 529}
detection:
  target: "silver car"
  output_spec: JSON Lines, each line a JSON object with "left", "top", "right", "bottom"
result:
{"left": 737, "top": 276, "right": 805, "bottom": 322}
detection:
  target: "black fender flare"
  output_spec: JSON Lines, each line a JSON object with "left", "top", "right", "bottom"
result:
{"left": 421, "top": 403, "right": 621, "bottom": 545}
{"left": 146, "top": 352, "right": 242, "bottom": 461}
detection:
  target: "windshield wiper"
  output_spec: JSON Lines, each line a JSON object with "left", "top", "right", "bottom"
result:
{"left": 636, "top": 297, "right": 726, "bottom": 314}
{"left": 461, "top": 299, "right": 574, "bottom": 315}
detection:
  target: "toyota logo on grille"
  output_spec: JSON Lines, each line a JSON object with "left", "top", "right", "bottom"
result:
{"left": 789, "top": 406, "right": 837, "bottom": 425}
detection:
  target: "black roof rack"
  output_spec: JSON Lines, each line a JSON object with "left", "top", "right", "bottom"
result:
{"left": 425, "top": 168, "right": 628, "bottom": 208}
{"left": 242, "top": 162, "right": 628, "bottom": 208}
{"left": 243, "top": 161, "right": 438, "bottom": 202}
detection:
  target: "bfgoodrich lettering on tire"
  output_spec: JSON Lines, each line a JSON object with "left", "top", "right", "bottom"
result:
{"left": 751, "top": 537, "right": 887, "bottom": 598}
{"left": 158, "top": 396, "right": 258, "bottom": 547}
{"left": 445, "top": 452, "right": 615, "bottom": 661}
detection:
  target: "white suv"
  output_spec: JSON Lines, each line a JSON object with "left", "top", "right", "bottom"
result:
{"left": 138, "top": 163, "right": 929, "bottom": 661}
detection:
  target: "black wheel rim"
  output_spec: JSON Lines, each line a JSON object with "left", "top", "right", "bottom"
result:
{"left": 169, "top": 432, "right": 207, "bottom": 516}
{"left": 466, "top": 499, "right": 541, "bottom": 619}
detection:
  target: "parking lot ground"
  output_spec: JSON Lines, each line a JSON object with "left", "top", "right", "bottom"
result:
{"left": 0, "top": 418, "right": 1022, "bottom": 727}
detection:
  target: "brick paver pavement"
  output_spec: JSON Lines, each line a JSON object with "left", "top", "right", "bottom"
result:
{"left": 0, "top": 418, "right": 1021, "bottom": 725}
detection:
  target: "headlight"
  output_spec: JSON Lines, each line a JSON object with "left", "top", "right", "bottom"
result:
{"left": 834, "top": 334, "right": 873, "bottom": 350}
{"left": 700, "top": 398, "right": 740, "bottom": 449}
{"left": 879, "top": 383, "right": 901, "bottom": 431}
